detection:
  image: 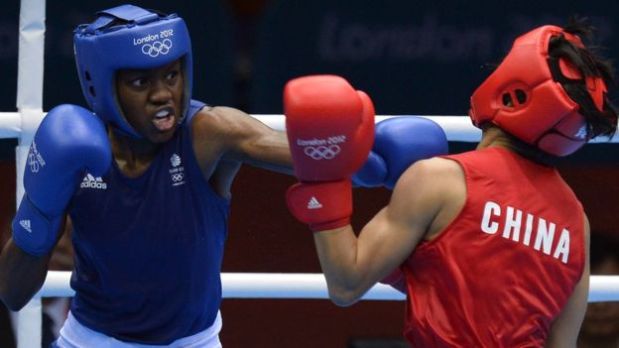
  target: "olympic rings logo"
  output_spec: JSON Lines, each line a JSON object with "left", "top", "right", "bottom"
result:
{"left": 28, "top": 152, "right": 39, "bottom": 173}
{"left": 172, "top": 173, "right": 184, "bottom": 182}
{"left": 141, "top": 39, "right": 173, "bottom": 57}
{"left": 303, "top": 145, "right": 341, "bottom": 160}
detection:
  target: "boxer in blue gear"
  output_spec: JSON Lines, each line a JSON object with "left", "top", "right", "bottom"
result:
{"left": 0, "top": 5, "right": 448, "bottom": 347}
{"left": 0, "top": 5, "right": 292, "bottom": 347}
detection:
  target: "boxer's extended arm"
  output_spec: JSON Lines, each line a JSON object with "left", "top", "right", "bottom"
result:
{"left": 546, "top": 215, "right": 590, "bottom": 347}
{"left": 191, "top": 106, "right": 292, "bottom": 176}
{"left": 313, "top": 158, "right": 459, "bottom": 306}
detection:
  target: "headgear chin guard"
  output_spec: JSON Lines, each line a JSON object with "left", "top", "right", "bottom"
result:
{"left": 74, "top": 5, "right": 193, "bottom": 138}
{"left": 469, "top": 25, "right": 608, "bottom": 156}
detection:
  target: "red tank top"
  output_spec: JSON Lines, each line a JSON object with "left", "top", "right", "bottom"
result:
{"left": 402, "top": 147, "right": 585, "bottom": 347}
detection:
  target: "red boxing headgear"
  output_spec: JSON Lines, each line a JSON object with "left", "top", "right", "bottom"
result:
{"left": 469, "top": 25, "right": 608, "bottom": 156}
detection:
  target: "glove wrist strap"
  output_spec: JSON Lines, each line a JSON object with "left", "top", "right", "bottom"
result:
{"left": 286, "top": 180, "right": 352, "bottom": 232}
{"left": 11, "top": 194, "right": 62, "bottom": 256}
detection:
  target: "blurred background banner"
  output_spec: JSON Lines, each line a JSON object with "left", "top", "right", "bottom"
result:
{"left": 249, "top": 0, "right": 617, "bottom": 114}
{"left": 1, "top": 0, "right": 617, "bottom": 114}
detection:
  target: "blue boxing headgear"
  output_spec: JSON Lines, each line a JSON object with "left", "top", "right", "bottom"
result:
{"left": 74, "top": 5, "right": 193, "bottom": 138}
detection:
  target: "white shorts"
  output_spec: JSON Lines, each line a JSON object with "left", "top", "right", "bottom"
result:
{"left": 54, "top": 311, "right": 222, "bottom": 348}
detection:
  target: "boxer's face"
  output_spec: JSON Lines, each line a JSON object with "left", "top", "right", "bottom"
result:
{"left": 115, "top": 59, "right": 184, "bottom": 143}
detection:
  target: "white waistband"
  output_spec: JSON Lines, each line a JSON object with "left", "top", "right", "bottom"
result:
{"left": 55, "top": 311, "right": 222, "bottom": 348}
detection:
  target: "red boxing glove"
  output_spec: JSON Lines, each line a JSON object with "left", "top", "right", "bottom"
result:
{"left": 284, "top": 75, "right": 374, "bottom": 231}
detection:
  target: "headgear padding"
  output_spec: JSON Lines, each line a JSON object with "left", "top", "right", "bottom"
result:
{"left": 469, "top": 25, "right": 607, "bottom": 156}
{"left": 74, "top": 5, "right": 193, "bottom": 138}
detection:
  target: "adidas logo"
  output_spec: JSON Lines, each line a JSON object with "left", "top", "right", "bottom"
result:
{"left": 307, "top": 196, "right": 323, "bottom": 209}
{"left": 19, "top": 220, "right": 32, "bottom": 233}
{"left": 574, "top": 125, "right": 588, "bottom": 139}
{"left": 80, "top": 174, "right": 108, "bottom": 190}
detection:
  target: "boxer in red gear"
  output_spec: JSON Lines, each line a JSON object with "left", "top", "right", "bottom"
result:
{"left": 285, "top": 18, "right": 618, "bottom": 347}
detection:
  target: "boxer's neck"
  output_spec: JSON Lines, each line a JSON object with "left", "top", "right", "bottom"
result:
{"left": 109, "top": 127, "right": 162, "bottom": 178}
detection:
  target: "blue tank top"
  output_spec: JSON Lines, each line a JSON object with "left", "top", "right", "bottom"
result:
{"left": 68, "top": 100, "right": 231, "bottom": 344}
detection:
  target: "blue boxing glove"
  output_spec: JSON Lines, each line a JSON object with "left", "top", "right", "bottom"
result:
{"left": 353, "top": 116, "right": 448, "bottom": 190}
{"left": 12, "top": 104, "right": 111, "bottom": 256}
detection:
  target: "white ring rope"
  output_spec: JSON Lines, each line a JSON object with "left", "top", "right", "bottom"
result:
{"left": 38, "top": 271, "right": 619, "bottom": 303}
{"left": 2, "top": 112, "right": 619, "bottom": 143}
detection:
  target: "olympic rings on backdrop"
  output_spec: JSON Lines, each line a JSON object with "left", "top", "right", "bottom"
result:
{"left": 141, "top": 39, "right": 173, "bottom": 57}
{"left": 303, "top": 145, "right": 341, "bottom": 160}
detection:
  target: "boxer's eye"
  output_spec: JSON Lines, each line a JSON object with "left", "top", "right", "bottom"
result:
{"left": 130, "top": 78, "right": 148, "bottom": 88}
{"left": 165, "top": 71, "right": 178, "bottom": 81}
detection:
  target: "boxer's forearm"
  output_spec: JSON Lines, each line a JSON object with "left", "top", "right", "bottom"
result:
{"left": 0, "top": 238, "right": 50, "bottom": 310}
{"left": 313, "top": 226, "right": 368, "bottom": 306}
